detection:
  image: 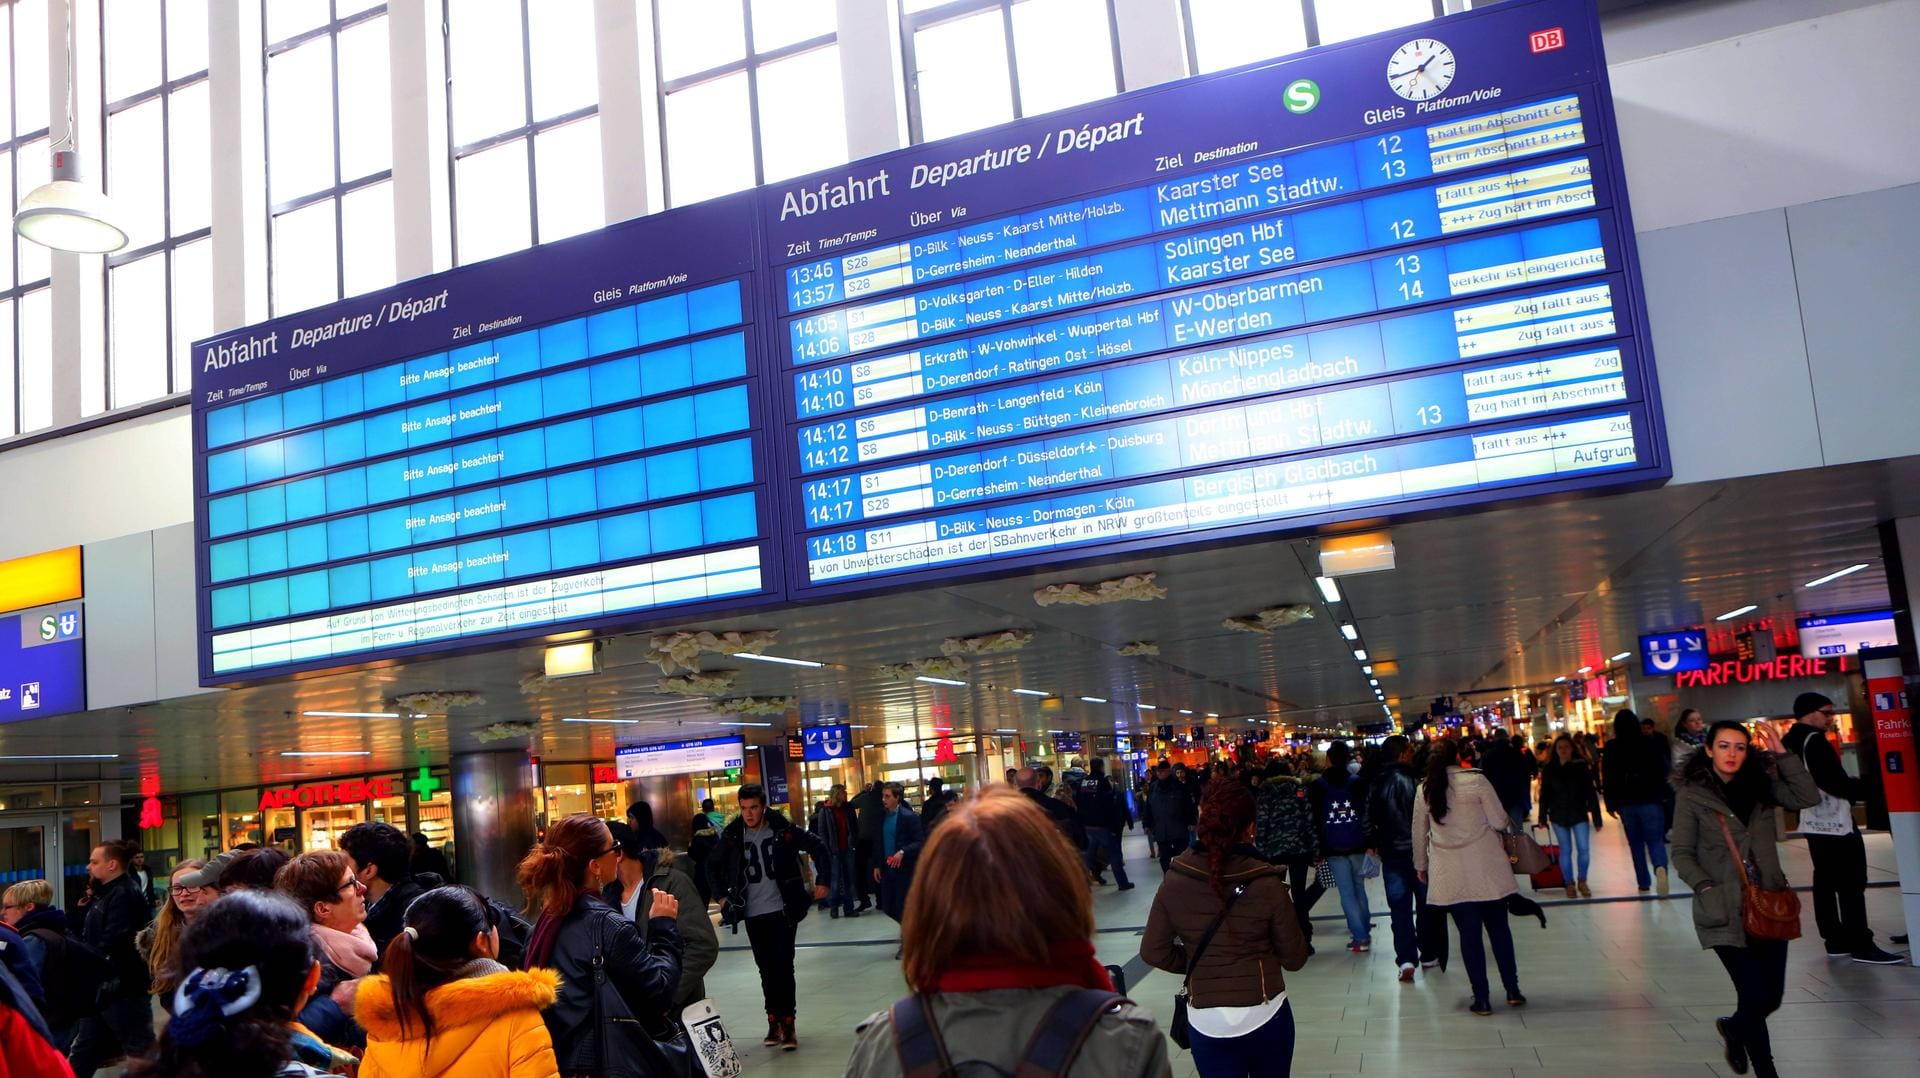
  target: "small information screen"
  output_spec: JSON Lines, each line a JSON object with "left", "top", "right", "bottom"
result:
{"left": 760, "top": 0, "right": 1663, "bottom": 594}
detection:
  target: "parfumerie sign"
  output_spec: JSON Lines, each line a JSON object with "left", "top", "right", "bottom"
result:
{"left": 1674, "top": 654, "right": 1835, "bottom": 689}
{"left": 259, "top": 776, "right": 398, "bottom": 811}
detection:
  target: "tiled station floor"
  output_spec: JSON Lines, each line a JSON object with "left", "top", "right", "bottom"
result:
{"left": 706, "top": 828, "right": 1919, "bottom": 1078}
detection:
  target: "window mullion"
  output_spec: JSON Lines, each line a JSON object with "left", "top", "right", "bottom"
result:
{"left": 520, "top": 0, "right": 538, "bottom": 245}
{"left": 1001, "top": 1, "right": 1022, "bottom": 119}
{"left": 741, "top": 0, "right": 765, "bottom": 187}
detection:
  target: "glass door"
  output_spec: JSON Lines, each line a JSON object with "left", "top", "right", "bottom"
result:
{"left": 0, "top": 815, "right": 59, "bottom": 896}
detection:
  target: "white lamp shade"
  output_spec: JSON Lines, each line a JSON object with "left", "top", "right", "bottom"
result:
{"left": 14, "top": 150, "right": 128, "bottom": 254}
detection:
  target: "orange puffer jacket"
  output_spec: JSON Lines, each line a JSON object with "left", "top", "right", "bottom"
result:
{"left": 356, "top": 965, "right": 560, "bottom": 1078}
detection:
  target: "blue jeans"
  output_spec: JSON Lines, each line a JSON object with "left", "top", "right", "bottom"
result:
{"left": 1448, "top": 898, "right": 1520, "bottom": 1002}
{"left": 1551, "top": 820, "right": 1592, "bottom": 883}
{"left": 1190, "top": 999, "right": 1294, "bottom": 1078}
{"left": 1085, "top": 826, "right": 1130, "bottom": 886}
{"left": 1326, "top": 852, "right": 1372, "bottom": 945}
{"left": 1618, "top": 802, "right": 1669, "bottom": 889}
{"left": 1380, "top": 854, "right": 1434, "bottom": 967}
{"left": 829, "top": 848, "right": 857, "bottom": 913}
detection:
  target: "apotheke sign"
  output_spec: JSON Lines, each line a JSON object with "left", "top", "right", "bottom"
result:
{"left": 259, "top": 776, "right": 398, "bottom": 811}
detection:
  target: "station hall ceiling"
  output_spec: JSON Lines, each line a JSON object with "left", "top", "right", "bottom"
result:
{"left": 2, "top": 454, "right": 1913, "bottom": 790}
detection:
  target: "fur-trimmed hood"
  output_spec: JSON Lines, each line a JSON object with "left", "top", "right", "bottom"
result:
{"left": 356, "top": 967, "right": 558, "bottom": 1040}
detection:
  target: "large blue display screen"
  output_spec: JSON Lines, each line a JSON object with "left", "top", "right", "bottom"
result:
{"left": 192, "top": 197, "right": 778, "bottom": 681}
{"left": 194, "top": 0, "right": 1664, "bottom": 683}
{"left": 762, "top": 0, "right": 1663, "bottom": 593}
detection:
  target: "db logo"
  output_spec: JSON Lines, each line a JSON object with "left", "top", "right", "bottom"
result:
{"left": 1530, "top": 28, "right": 1565, "bottom": 54}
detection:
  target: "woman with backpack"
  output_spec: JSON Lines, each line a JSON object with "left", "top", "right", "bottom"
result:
{"left": 1253, "top": 761, "right": 1325, "bottom": 953}
{"left": 845, "top": 786, "right": 1169, "bottom": 1077}
{"left": 1413, "top": 738, "right": 1527, "bottom": 1016}
{"left": 1143, "top": 780, "right": 1311, "bottom": 1077}
{"left": 355, "top": 885, "right": 560, "bottom": 1076}
{"left": 1, "top": 879, "right": 85, "bottom": 1051}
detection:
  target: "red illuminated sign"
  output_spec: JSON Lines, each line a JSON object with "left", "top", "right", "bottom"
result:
{"left": 592, "top": 765, "right": 618, "bottom": 784}
{"left": 258, "top": 776, "right": 397, "bottom": 811}
{"left": 1868, "top": 675, "right": 1917, "bottom": 813}
{"left": 1530, "top": 27, "right": 1565, "bottom": 53}
{"left": 138, "top": 797, "right": 164, "bottom": 830}
{"left": 1674, "top": 654, "right": 1831, "bottom": 689}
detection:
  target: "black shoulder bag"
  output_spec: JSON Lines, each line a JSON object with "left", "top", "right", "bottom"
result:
{"left": 588, "top": 909, "right": 697, "bottom": 1078}
{"left": 1169, "top": 882, "right": 1247, "bottom": 1050}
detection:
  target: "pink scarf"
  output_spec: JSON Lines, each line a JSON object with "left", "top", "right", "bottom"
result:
{"left": 312, "top": 922, "right": 378, "bottom": 1011}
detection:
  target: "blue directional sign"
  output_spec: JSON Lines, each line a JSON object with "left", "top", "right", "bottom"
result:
{"left": 0, "top": 603, "right": 86, "bottom": 723}
{"left": 1640, "top": 629, "right": 1709, "bottom": 677}
{"left": 802, "top": 723, "right": 852, "bottom": 761}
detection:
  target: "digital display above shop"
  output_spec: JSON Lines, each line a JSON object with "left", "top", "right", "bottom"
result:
{"left": 1796, "top": 610, "right": 1898, "bottom": 659}
{"left": 193, "top": 0, "right": 1665, "bottom": 684}
{"left": 765, "top": 0, "right": 1664, "bottom": 595}
{"left": 614, "top": 735, "right": 747, "bottom": 779}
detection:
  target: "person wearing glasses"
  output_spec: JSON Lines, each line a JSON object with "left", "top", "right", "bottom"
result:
{"left": 518, "top": 813, "right": 683, "bottom": 1076}
{"left": 1784, "top": 693, "right": 1907, "bottom": 964}
{"left": 135, "top": 859, "right": 208, "bottom": 1011}
{"left": 271, "top": 852, "right": 374, "bottom": 1064}
{"left": 355, "top": 884, "right": 560, "bottom": 1076}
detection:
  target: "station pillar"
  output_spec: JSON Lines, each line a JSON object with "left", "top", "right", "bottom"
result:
{"left": 451, "top": 751, "right": 538, "bottom": 904}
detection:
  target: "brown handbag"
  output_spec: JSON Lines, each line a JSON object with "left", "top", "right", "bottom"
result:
{"left": 1716, "top": 813, "right": 1801, "bottom": 941}
{"left": 1503, "top": 829, "right": 1551, "bottom": 875}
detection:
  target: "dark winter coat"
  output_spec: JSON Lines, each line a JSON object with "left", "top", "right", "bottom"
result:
{"left": 13, "top": 906, "right": 84, "bottom": 1029}
{"left": 1366, "top": 761, "right": 1420, "bottom": 857}
{"left": 539, "top": 892, "right": 683, "bottom": 1071}
{"left": 1020, "top": 787, "right": 1087, "bottom": 849}
{"left": 712, "top": 809, "right": 833, "bottom": 924}
{"left": 363, "top": 872, "right": 444, "bottom": 960}
{"left": 1479, "top": 738, "right": 1533, "bottom": 810}
{"left": 873, "top": 806, "right": 926, "bottom": 923}
{"left": 1144, "top": 777, "right": 1194, "bottom": 844}
{"left": 79, "top": 872, "right": 150, "bottom": 1002}
{"left": 1669, "top": 751, "right": 1819, "bottom": 949}
{"left": 1538, "top": 757, "right": 1602, "bottom": 828}
{"left": 1602, "top": 735, "right": 1669, "bottom": 810}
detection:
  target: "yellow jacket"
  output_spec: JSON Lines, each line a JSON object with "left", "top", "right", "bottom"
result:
{"left": 356, "top": 966, "right": 561, "bottom": 1078}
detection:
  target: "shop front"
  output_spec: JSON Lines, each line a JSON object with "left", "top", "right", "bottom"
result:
{"left": 0, "top": 782, "right": 112, "bottom": 910}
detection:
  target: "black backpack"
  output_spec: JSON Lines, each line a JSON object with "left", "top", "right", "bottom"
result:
{"left": 1255, "top": 780, "right": 1319, "bottom": 863}
{"left": 890, "top": 988, "right": 1128, "bottom": 1076}
{"left": 27, "top": 926, "right": 102, "bottom": 1025}
{"left": 483, "top": 896, "right": 533, "bottom": 970}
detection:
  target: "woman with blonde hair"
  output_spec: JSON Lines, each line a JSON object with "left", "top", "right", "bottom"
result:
{"left": 845, "top": 786, "right": 1169, "bottom": 1077}
{"left": 135, "top": 859, "right": 209, "bottom": 1009}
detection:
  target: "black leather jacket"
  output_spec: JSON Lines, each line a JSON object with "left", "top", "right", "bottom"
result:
{"left": 1366, "top": 762, "right": 1419, "bottom": 857}
{"left": 712, "top": 810, "right": 832, "bottom": 923}
{"left": 542, "top": 893, "right": 683, "bottom": 1071}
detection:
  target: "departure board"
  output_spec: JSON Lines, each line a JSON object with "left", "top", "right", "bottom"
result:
{"left": 192, "top": 196, "right": 778, "bottom": 681}
{"left": 194, "top": 0, "right": 1666, "bottom": 683}
{"left": 761, "top": 0, "right": 1664, "bottom": 594}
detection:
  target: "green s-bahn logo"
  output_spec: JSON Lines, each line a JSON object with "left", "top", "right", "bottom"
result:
{"left": 1283, "top": 79, "right": 1320, "bottom": 115}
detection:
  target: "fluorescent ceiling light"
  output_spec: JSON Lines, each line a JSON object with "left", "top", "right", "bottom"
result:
{"left": 1080, "top": 696, "right": 1108, "bottom": 704}
{"left": 1805, "top": 563, "right": 1869, "bottom": 588}
{"left": 1011, "top": 688, "right": 1050, "bottom": 697}
{"left": 995, "top": 728, "right": 1018, "bottom": 733}
{"left": 562, "top": 717, "right": 638, "bottom": 725}
{"left": 1715, "top": 604, "right": 1758, "bottom": 621}
{"left": 1362, "top": 665, "right": 1373, "bottom": 675}
{"left": 714, "top": 721, "right": 774, "bottom": 727}
{"left": 1340, "top": 623, "right": 1359, "bottom": 640}
{"left": 1137, "top": 703, "right": 1157, "bottom": 710}
{"left": 916, "top": 676, "right": 966, "bottom": 686}
{"left": 739, "top": 653, "right": 825, "bottom": 668}
{"left": 1206, "top": 712, "right": 1220, "bottom": 718}
{"left": 279, "top": 750, "right": 372, "bottom": 757}
{"left": 1352, "top": 649, "right": 1368, "bottom": 661}
{"left": 1577, "top": 666, "right": 1593, "bottom": 675}
{"left": 1315, "top": 576, "right": 1342, "bottom": 603}
{"left": 1047, "top": 729, "right": 1066, "bottom": 734}
{"left": 1553, "top": 676, "right": 1567, "bottom": 683}
{"left": 302, "top": 711, "right": 400, "bottom": 719}
{"left": 1610, "top": 651, "right": 1631, "bottom": 662}
{"left": 1368, "top": 679, "right": 1379, "bottom": 687}
{"left": 3, "top": 753, "right": 118, "bottom": 760}
{"left": 1178, "top": 709, "right": 1193, "bottom": 715}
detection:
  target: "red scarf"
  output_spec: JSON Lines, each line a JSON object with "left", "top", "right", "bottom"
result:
{"left": 930, "top": 939, "right": 1116, "bottom": 993}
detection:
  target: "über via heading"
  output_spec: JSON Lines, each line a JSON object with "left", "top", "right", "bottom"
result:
{"left": 201, "top": 288, "right": 452, "bottom": 372}
{"left": 778, "top": 112, "right": 1148, "bottom": 223}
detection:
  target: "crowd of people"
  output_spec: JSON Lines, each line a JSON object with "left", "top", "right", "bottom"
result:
{"left": 0, "top": 696, "right": 1904, "bottom": 1078}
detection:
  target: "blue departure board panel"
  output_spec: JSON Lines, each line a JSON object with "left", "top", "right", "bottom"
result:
{"left": 191, "top": 196, "right": 779, "bottom": 683}
{"left": 760, "top": 0, "right": 1664, "bottom": 594}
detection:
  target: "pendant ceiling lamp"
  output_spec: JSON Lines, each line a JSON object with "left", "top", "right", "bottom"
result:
{"left": 14, "top": 0, "right": 127, "bottom": 254}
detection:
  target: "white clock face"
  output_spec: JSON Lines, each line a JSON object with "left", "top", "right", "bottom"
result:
{"left": 1388, "top": 39, "right": 1455, "bottom": 101}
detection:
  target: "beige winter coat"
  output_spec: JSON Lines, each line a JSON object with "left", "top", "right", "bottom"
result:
{"left": 1412, "top": 768, "right": 1518, "bottom": 905}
